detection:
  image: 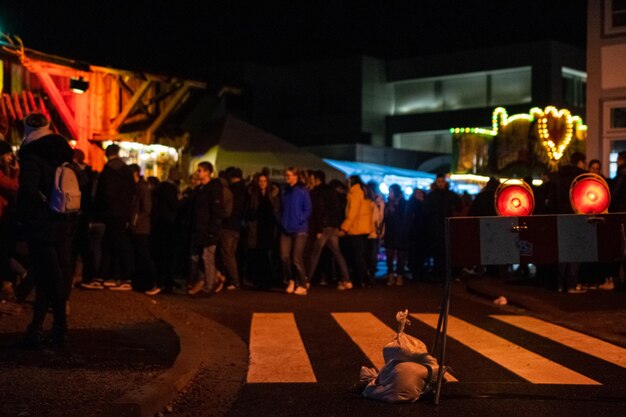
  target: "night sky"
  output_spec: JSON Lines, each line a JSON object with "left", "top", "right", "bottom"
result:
{"left": 1, "top": 1, "right": 588, "bottom": 80}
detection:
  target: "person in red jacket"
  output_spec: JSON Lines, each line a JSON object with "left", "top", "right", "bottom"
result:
{"left": 0, "top": 138, "right": 19, "bottom": 301}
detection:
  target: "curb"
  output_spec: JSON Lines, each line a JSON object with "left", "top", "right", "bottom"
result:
{"left": 96, "top": 299, "right": 248, "bottom": 417}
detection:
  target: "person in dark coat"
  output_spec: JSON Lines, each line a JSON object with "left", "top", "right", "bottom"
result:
{"left": 128, "top": 164, "right": 158, "bottom": 293}
{"left": 468, "top": 177, "right": 500, "bottom": 217}
{"left": 547, "top": 152, "right": 587, "bottom": 293}
{"left": 219, "top": 167, "right": 248, "bottom": 290}
{"left": 187, "top": 162, "right": 225, "bottom": 296}
{"left": 406, "top": 188, "right": 427, "bottom": 281}
{"left": 384, "top": 184, "right": 409, "bottom": 286}
{"left": 610, "top": 151, "right": 626, "bottom": 213}
{"left": 246, "top": 173, "right": 280, "bottom": 289}
{"left": 424, "top": 174, "right": 460, "bottom": 280}
{"left": 151, "top": 167, "right": 181, "bottom": 293}
{"left": 17, "top": 113, "right": 77, "bottom": 347}
{"left": 92, "top": 144, "right": 136, "bottom": 290}
{"left": 307, "top": 170, "right": 352, "bottom": 290}
{"left": 0, "top": 138, "right": 19, "bottom": 301}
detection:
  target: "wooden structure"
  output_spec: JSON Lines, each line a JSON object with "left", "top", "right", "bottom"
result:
{"left": 0, "top": 34, "right": 206, "bottom": 170}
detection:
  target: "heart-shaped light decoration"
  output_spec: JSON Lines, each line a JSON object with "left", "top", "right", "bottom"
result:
{"left": 535, "top": 106, "right": 573, "bottom": 161}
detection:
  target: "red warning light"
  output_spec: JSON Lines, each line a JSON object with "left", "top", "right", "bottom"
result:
{"left": 494, "top": 180, "right": 535, "bottom": 217}
{"left": 570, "top": 173, "right": 610, "bottom": 214}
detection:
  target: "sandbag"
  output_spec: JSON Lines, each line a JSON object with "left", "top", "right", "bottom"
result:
{"left": 360, "top": 310, "right": 444, "bottom": 403}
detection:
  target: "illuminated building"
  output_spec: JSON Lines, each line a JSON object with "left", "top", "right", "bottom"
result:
{"left": 239, "top": 41, "right": 585, "bottom": 176}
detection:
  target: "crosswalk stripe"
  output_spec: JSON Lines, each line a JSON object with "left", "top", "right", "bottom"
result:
{"left": 491, "top": 315, "right": 626, "bottom": 370}
{"left": 332, "top": 312, "right": 458, "bottom": 382}
{"left": 412, "top": 313, "right": 600, "bottom": 385}
{"left": 247, "top": 313, "right": 317, "bottom": 383}
{"left": 331, "top": 312, "right": 397, "bottom": 370}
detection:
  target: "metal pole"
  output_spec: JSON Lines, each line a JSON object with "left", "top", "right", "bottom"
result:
{"left": 434, "top": 218, "right": 453, "bottom": 405}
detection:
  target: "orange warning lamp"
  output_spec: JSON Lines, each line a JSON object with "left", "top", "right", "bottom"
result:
{"left": 494, "top": 180, "right": 535, "bottom": 217}
{"left": 570, "top": 173, "right": 610, "bottom": 214}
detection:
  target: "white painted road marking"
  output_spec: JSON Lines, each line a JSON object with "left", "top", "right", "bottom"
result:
{"left": 492, "top": 315, "right": 626, "bottom": 369}
{"left": 247, "top": 313, "right": 317, "bottom": 383}
{"left": 332, "top": 312, "right": 458, "bottom": 382}
{"left": 412, "top": 313, "right": 600, "bottom": 385}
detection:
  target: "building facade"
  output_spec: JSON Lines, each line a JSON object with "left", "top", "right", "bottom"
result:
{"left": 244, "top": 41, "right": 586, "bottom": 172}
{"left": 587, "top": 0, "right": 626, "bottom": 177}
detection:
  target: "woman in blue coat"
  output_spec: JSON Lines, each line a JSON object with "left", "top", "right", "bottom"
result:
{"left": 279, "top": 167, "right": 312, "bottom": 295}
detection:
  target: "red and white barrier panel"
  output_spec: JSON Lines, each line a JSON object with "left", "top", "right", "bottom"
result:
{"left": 449, "top": 213, "right": 626, "bottom": 266}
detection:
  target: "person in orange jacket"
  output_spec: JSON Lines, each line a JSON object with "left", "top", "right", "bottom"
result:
{"left": 341, "top": 175, "right": 374, "bottom": 286}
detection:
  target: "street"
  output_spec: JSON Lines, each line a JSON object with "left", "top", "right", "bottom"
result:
{"left": 159, "top": 280, "right": 626, "bottom": 417}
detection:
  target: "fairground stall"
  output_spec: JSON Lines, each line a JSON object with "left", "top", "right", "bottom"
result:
{"left": 0, "top": 34, "right": 206, "bottom": 176}
{"left": 450, "top": 106, "right": 588, "bottom": 181}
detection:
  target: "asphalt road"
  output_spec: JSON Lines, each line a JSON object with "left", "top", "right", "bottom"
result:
{"left": 162, "top": 281, "right": 626, "bottom": 417}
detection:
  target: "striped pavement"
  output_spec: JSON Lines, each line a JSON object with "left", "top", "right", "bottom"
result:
{"left": 245, "top": 312, "right": 626, "bottom": 386}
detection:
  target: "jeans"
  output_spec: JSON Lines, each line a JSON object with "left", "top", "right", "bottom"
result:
{"left": 307, "top": 227, "right": 350, "bottom": 282}
{"left": 219, "top": 229, "right": 241, "bottom": 287}
{"left": 386, "top": 247, "right": 408, "bottom": 276}
{"left": 280, "top": 232, "right": 308, "bottom": 286}
{"left": 189, "top": 245, "right": 217, "bottom": 292}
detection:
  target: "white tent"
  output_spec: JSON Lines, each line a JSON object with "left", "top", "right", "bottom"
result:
{"left": 189, "top": 115, "right": 345, "bottom": 181}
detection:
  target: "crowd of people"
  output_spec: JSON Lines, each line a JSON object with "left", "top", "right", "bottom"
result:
{"left": 1, "top": 113, "right": 624, "bottom": 347}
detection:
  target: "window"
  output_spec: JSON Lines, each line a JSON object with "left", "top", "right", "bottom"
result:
{"left": 392, "top": 130, "right": 452, "bottom": 153}
{"left": 392, "top": 67, "right": 532, "bottom": 115}
{"left": 562, "top": 68, "right": 587, "bottom": 109}
{"left": 442, "top": 74, "right": 487, "bottom": 110}
{"left": 604, "top": 100, "right": 626, "bottom": 136}
{"left": 490, "top": 68, "right": 532, "bottom": 106}
{"left": 605, "top": 0, "right": 626, "bottom": 35}
{"left": 394, "top": 80, "right": 441, "bottom": 114}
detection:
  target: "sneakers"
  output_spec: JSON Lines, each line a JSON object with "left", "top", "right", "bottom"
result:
{"left": 187, "top": 280, "right": 205, "bottom": 295}
{"left": 109, "top": 282, "right": 132, "bottom": 291}
{"left": 285, "top": 280, "right": 295, "bottom": 294}
{"left": 337, "top": 281, "right": 353, "bottom": 290}
{"left": 145, "top": 286, "right": 161, "bottom": 296}
{"left": 227, "top": 284, "right": 238, "bottom": 291}
{"left": 395, "top": 276, "right": 404, "bottom": 286}
{"left": 599, "top": 278, "right": 615, "bottom": 291}
{"left": 294, "top": 286, "right": 308, "bottom": 296}
{"left": 214, "top": 272, "right": 225, "bottom": 293}
{"left": 80, "top": 281, "right": 104, "bottom": 290}
{"left": 102, "top": 280, "right": 118, "bottom": 288}
{"left": 567, "top": 284, "right": 587, "bottom": 294}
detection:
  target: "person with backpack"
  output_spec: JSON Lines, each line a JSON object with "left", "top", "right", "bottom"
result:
{"left": 17, "top": 113, "right": 77, "bottom": 347}
{"left": 93, "top": 144, "right": 136, "bottom": 291}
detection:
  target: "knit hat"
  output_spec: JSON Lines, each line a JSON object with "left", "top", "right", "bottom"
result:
{"left": 0, "top": 140, "right": 12, "bottom": 156}
{"left": 23, "top": 113, "right": 53, "bottom": 145}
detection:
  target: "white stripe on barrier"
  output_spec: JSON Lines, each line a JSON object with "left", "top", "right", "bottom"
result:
{"left": 557, "top": 215, "right": 598, "bottom": 263}
{"left": 412, "top": 313, "right": 600, "bottom": 385}
{"left": 479, "top": 217, "right": 520, "bottom": 265}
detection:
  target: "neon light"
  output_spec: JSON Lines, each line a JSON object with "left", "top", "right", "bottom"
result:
{"left": 451, "top": 106, "right": 587, "bottom": 162}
